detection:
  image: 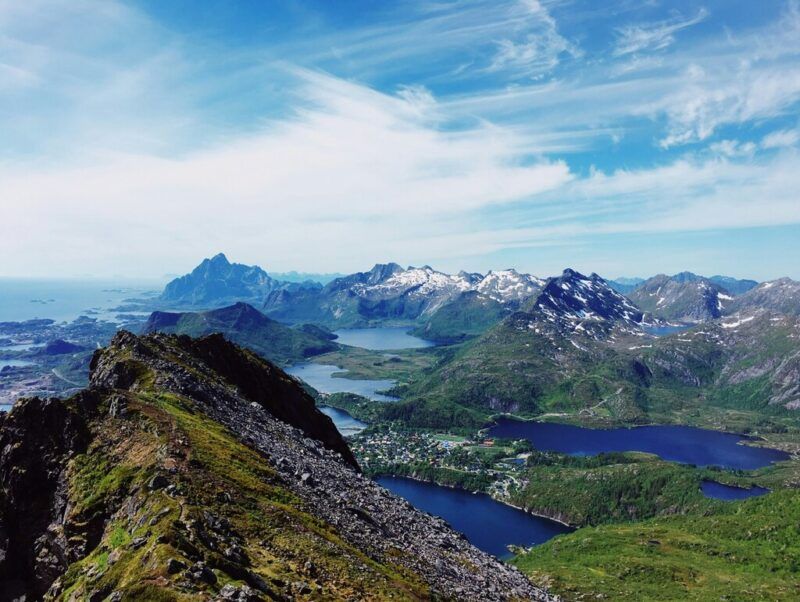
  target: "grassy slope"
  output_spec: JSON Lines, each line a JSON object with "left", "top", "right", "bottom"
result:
{"left": 513, "top": 489, "right": 800, "bottom": 601}
{"left": 154, "top": 307, "right": 336, "bottom": 365}
{"left": 56, "top": 383, "right": 429, "bottom": 600}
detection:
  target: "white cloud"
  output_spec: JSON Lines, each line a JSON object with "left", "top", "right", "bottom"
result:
{"left": 708, "top": 139, "right": 756, "bottom": 158}
{"left": 0, "top": 70, "right": 571, "bottom": 276}
{"left": 657, "top": 65, "right": 800, "bottom": 148}
{"left": 490, "top": 0, "right": 581, "bottom": 77}
{"left": 613, "top": 8, "right": 709, "bottom": 57}
{"left": 762, "top": 128, "right": 800, "bottom": 149}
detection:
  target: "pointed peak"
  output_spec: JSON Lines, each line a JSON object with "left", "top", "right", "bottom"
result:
{"left": 208, "top": 252, "right": 230, "bottom": 265}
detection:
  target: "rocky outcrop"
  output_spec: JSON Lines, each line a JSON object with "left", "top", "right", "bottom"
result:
{"left": 0, "top": 393, "right": 97, "bottom": 600}
{"left": 90, "top": 330, "right": 356, "bottom": 468}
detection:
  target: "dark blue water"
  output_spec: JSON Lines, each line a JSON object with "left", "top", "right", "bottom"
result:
{"left": 488, "top": 419, "right": 789, "bottom": 470}
{"left": 701, "top": 480, "right": 769, "bottom": 500}
{"left": 286, "top": 363, "right": 398, "bottom": 401}
{"left": 319, "top": 406, "right": 367, "bottom": 437}
{"left": 333, "top": 327, "right": 434, "bottom": 350}
{"left": 376, "top": 476, "right": 573, "bottom": 559}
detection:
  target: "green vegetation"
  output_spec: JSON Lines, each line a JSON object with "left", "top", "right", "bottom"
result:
{"left": 51, "top": 335, "right": 438, "bottom": 601}
{"left": 510, "top": 452, "right": 722, "bottom": 526}
{"left": 513, "top": 489, "right": 800, "bottom": 601}
{"left": 411, "top": 292, "right": 508, "bottom": 343}
{"left": 313, "top": 344, "right": 437, "bottom": 381}
{"left": 145, "top": 303, "right": 337, "bottom": 364}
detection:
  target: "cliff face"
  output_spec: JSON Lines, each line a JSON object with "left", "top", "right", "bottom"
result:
{"left": 0, "top": 331, "right": 549, "bottom": 601}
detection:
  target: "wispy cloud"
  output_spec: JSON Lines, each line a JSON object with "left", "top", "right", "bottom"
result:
{"left": 613, "top": 8, "right": 709, "bottom": 57}
{"left": 761, "top": 128, "right": 800, "bottom": 149}
{"left": 489, "top": 0, "right": 582, "bottom": 78}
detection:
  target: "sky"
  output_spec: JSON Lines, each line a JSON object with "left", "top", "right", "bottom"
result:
{"left": 1, "top": 0, "right": 799, "bottom": 281}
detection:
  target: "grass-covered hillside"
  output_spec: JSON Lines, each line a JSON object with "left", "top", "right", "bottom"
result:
{"left": 513, "top": 489, "right": 800, "bottom": 601}
{"left": 392, "top": 309, "right": 800, "bottom": 430}
{"left": 143, "top": 302, "right": 338, "bottom": 364}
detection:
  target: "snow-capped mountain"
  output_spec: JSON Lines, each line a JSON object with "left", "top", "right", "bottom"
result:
{"left": 262, "top": 263, "right": 544, "bottom": 325}
{"left": 353, "top": 265, "right": 480, "bottom": 312}
{"left": 523, "top": 269, "right": 644, "bottom": 338}
{"left": 476, "top": 269, "right": 545, "bottom": 302}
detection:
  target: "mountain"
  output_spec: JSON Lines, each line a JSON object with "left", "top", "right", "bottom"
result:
{"left": 627, "top": 272, "right": 732, "bottom": 322}
{"left": 607, "top": 277, "right": 645, "bottom": 294}
{"left": 0, "top": 331, "right": 547, "bottom": 601}
{"left": 726, "top": 278, "right": 800, "bottom": 316}
{"left": 474, "top": 269, "right": 545, "bottom": 302}
{"left": 263, "top": 263, "right": 543, "bottom": 326}
{"left": 395, "top": 270, "right": 800, "bottom": 426}
{"left": 708, "top": 275, "right": 759, "bottom": 295}
{"left": 269, "top": 270, "right": 345, "bottom": 285}
{"left": 637, "top": 309, "right": 800, "bottom": 410}
{"left": 160, "top": 253, "right": 320, "bottom": 306}
{"left": 528, "top": 269, "right": 644, "bottom": 337}
{"left": 412, "top": 291, "right": 510, "bottom": 344}
{"left": 397, "top": 269, "right": 649, "bottom": 420}
{"left": 143, "top": 302, "right": 338, "bottom": 364}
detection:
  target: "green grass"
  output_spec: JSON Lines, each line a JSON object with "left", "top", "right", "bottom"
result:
{"left": 513, "top": 489, "right": 800, "bottom": 601}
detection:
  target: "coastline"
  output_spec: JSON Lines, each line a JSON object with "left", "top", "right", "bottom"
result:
{"left": 373, "top": 471, "right": 577, "bottom": 529}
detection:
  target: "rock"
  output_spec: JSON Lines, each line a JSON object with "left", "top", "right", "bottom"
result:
{"left": 189, "top": 561, "right": 217, "bottom": 585}
{"left": 166, "top": 558, "right": 186, "bottom": 574}
{"left": 217, "top": 584, "right": 263, "bottom": 602}
{"left": 108, "top": 394, "right": 128, "bottom": 418}
{"left": 148, "top": 474, "right": 169, "bottom": 490}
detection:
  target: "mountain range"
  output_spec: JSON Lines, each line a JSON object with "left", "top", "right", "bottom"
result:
{"left": 394, "top": 269, "right": 800, "bottom": 427}
{"left": 162, "top": 255, "right": 765, "bottom": 331}
{"left": 155, "top": 256, "right": 799, "bottom": 426}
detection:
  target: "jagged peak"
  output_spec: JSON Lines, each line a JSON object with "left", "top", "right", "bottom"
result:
{"left": 208, "top": 252, "right": 230, "bottom": 264}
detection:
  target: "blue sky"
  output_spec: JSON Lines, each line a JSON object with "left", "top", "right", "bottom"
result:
{"left": 1, "top": 0, "right": 798, "bottom": 280}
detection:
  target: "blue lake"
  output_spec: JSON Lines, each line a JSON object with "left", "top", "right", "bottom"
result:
{"left": 643, "top": 324, "right": 693, "bottom": 337}
{"left": 376, "top": 476, "right": 573, "bottom": 559}
{"left": 488, "top": 419, "right": 789, "bottom": 470}
{"left": 320, "top": 406, "right": 367, "bottom": 437}
{"left": 333, "top": 327, "right": 434, "bottom": 350}
{"left": 701, "top": 480, "right": 770, "bottom": 501}
{"left": 286, "top": 363, "right": 398, "bottom": 401}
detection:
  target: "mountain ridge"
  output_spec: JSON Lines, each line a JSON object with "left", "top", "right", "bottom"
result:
{"left": 0, "top": 330, "right": 549, "bottom": 601}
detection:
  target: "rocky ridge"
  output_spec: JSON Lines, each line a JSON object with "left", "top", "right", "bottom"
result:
{"left": 0, "top": 331, "right": 551, "bottom": 601}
